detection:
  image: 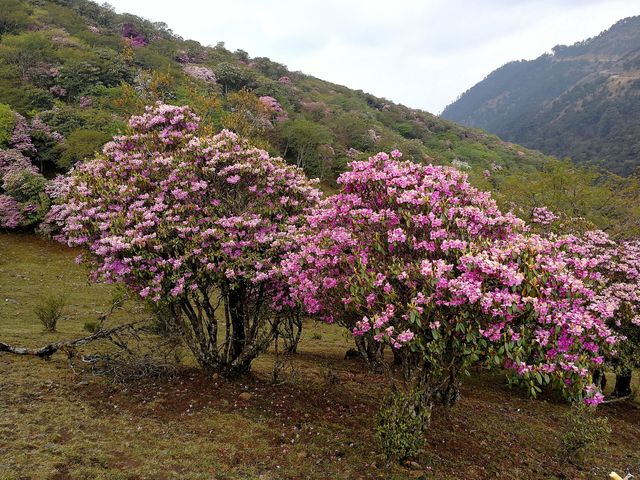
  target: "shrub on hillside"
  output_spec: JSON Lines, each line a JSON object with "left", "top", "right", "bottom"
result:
{"left": 0, "top": 103, "right": 16, "bottom": 146}
{"left": 375, "top": 389, "right": 429, "bottom": 461}
{"left": 561, "top": 404, "right": 611, "bottom": 464}
{"left": 0, "top": 148, "right": 48, "bottom": 229}
{"left": 34, "top": 293, "right": 68, "bottom": 333}
{"left": 565, "top": 231, "right": 640, "bottom": 397}
{"left": 45, "top": 103, "right": 321, "bottom": 378}
{"left": 284, "top": 151, "right": 617, "bottom": 455}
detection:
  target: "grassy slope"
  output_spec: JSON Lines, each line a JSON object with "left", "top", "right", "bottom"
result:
{"left": 1, "top": 234, "right": 639, "bottom": 480}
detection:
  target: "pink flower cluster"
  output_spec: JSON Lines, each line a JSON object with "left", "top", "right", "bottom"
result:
{"left": 284, "top": 151, "right": 616, "bottom": 404}
{"left": 79, "top": 96, "right": 93, "bottom": 109}
{"left": 9, "top": 114, "right": 64, "bottom": 155}
{"left": 46, "top": 103, "right": 320, "bottom": 310}
{"left": 10, "top": 114, "right": 35, "bottom": 154}
{"left": 122, "top": 23, "right": 147, "bottom": 47}
{"left": 565, "top": 231, "right": 640, "bottom": 367}
{"left": 0, "top": 149, "right": 47, "bottom": 229}
{"left": 31, "top": 116, "right": 64, "bottom": 143}
{"left": 532, "top": 206, "right": 559, "bottom": 226}
{"left": 183, "top": 64, "right": 217, "bottom": 84}
{"left": 49, "top": 85, "right": 67, "bottom": 98}
{"left": 259, "top": 96, "right": 288, "bottom": 123}
{"left": 0, "top": 194, "right": 24, "bottom": 228}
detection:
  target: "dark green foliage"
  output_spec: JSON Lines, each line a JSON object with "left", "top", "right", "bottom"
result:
{"left": 83, "top": 320, "right": 99, "bottom": 333}
{"left": 375, "top": 390, "right": 430, "bottom": 461}
{"left": 214, "top": 62, "right": 256, "bottom": 93}
{"left": 250, "top": 57, "right": 289, "bottom": 80}
{"left": 0, "top": 31, "right": 54, "bottom": 80}
{"left": 442, "top": 16, "right": 640, "bottom": 176}
{"left": 55, "top": 129, "right": 111, "bottom": 168}
{"left": 610, "top": 306, "right": 640, "bottom": 384}
{"left": 281, "top": 118, "right": 334, "bottom": 178}
{"left": 0, "top": 0, "right": 31, "bottom": 38}
{"left": 561, "top": 405, "right": 612, "bottom": 464}
{"left": 58, "top": 50, "right": 134, "bottom": 98}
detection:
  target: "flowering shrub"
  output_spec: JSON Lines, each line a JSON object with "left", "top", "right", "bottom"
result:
{"left": 258, "top": 96, "right": 288, "bottom": 123}
{"left": 532, "top": 206, "right": 559, "bottom": 226}
{"left": 30, "top": 116, "right": 64, "bottom": 143}
{"left": 10, "top": 113, "right": 35, "bottom": 154}
{"left": 2, "top": 168, "right": 46, "bottom": 203}
{"left": 284, "top": 151, "right": 615, "bottom": 421}
{"left": 0, "top": 149, "right": 47, "bottom": 229}
{"left": 0, "top": 194, "right": 24, "bottom": 228}
{"left": 566, "top": 230, "right": 640, "bottom": 396}
{"left": 46, "top": 103, "right": 321, "bottom": 377}
{"left": 451, "top": 158, "right": 470, "bottom": 171}
{"left": 49, "top": 85, "right": 67, "bottom": 98}
{"left": 0, "top": 149, "right": 37, "bottom": 176}
{"left": 78, "top": 96, "right": 93, "bottom": 109}
{"left": 183, "top": 64, "right": 217, "bottom": 84}
{"left": 122, "top": 23, "right": 147, "bottom": 47}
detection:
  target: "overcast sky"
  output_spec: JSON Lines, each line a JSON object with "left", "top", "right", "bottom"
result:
{"left": 106, "top": 0, "right": 640, "bottom": 114}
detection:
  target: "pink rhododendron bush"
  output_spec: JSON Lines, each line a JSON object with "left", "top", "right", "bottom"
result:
{"left": 283, "top": 151, "right": 617, "bottom": 431}
{"left": 0, "top": 149, "right": 48, "bottom": 229}
{"left": 566, "top": 231, "right": 640, "bottom": 397}
{"left": 45, "top": 103, "right": 321, "bottom": 377}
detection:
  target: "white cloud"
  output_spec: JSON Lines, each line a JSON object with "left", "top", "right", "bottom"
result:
{"left": 106, "top": 0, "right": 640, "bottom": 113}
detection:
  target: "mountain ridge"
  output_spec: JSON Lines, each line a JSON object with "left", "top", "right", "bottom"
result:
{"left": 442, "top": 15, "right": 640, "bottom": 175}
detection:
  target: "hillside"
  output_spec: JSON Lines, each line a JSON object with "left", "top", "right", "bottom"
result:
{"left": 0, "top": 0, "right": 639, "bottom": 235}
{"left": 442, "top": 16, "right": 640, "bottom": 176}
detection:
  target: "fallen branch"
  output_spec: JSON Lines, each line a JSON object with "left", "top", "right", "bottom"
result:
{"left": 0, "top": 322, "right": 142, "bottom": 359}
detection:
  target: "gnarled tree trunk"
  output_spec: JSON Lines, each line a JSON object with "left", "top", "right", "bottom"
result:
{"left": 168, "top": 282, "right": 278, "bottom": 379}
{"left": 354, "top": 333, "right": 385, "bottom": 373}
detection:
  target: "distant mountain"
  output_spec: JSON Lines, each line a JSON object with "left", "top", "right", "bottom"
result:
{"left": 442, "top": 16, "right": 640, "bottom": 175}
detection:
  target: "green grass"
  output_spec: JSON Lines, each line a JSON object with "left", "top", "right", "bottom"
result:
{"left": 1, "top": 232, "right": 639, "bottom": 479}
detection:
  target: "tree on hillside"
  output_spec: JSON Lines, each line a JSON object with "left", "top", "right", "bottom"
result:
{"left": 280, "top": 118, "right": 333, "bottom": 179}
{"left": 0, "top": 0, "right": 30, "bottom": 38}
{"left": 45, "top": 103, "right": 321, "bottom": 377}
{"left": 0, "top": 32, "right": 54, "bottom": 81}
{"left": 214, "top": 62, "right": 256, "bottom": 94}
{"left": 285, "top": 151, "right": 616, "bottom": 458}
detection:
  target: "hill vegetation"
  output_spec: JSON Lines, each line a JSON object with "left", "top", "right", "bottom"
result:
{"left": 1, "top": 3, "right": 640, "bottom": 479}
{"left": 0, "top": 232, "right": 637, "bottom": 480}
{"left": 0, "top": 0, "right": 639, "bottom": 236}
{"left": 442, "top": 16, "right": 640, "bottom": 176}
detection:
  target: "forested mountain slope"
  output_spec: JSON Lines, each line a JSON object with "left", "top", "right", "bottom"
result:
{"left": 1, "top": 0, "right": 639, "bottom": 235}
{"left": 442, "top": 16, "right": 640, "bottom": 176}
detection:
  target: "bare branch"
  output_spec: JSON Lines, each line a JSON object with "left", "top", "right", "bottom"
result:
{"left": 0, "top": 322, "right": 143, "bottom": 359}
